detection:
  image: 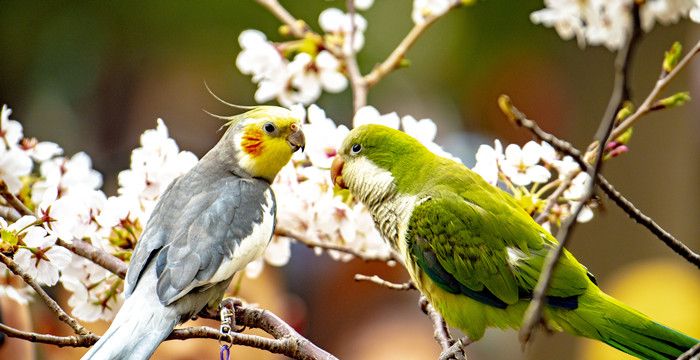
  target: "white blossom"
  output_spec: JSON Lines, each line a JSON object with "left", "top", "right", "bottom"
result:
{"left": 355, "top": 0, "right": 374, "bottom": 10}
{"left": 532, "top": 0, "right": 700, "bottom": 50}
{"left": 319, "top": 8, "right": 367, "bottom": 55}
{"left": 118, "top": 119, "right": 197, "bottom": 204}
{"left": 1, "top": 105, "right": 24, "bottom": 147}
{"left": 32, "top": 152, "right": 103, "bottom": 204}
{"left": 353, "top": 106, "right": 400, "bottom": 129}
{"left": 413, "top": 0, "right": 454, "bottom": 25}
{"left": 40, "top": 189, "right": 106, "bottom": 242}
{"left": 472, "top": 140, "right": 504, "bottom": 185}
{"left": 501, "top": 142, "right": 551, "bottom": 186}
{"left": 0, "top": 146, "right": 32, "bottom": 193}
{"left": 61, "top": 254, "right": 121, "bottom": 321}
{"left": 9, "top": 216, "right": 71, "bottom": 286}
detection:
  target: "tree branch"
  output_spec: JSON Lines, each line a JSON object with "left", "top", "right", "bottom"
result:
{"left": 611, "top": 38, "right": 700, "bottom": 141}
{"left": 275, "top": 227, "right": 401, "bottom": 263}
{"left": 0, "top": 180, "right": 32, "bottom": 216}
{"left": 419, "top": 296, "right": 469, "bottom": 359}
{"left": 354, "top": 274, "right": 415, "bottom": 290}
{"left": 56, "top": 239, "right": 128, "bottom": 278}
{"left": 519, "top": 6, "right": 642, "bottom": 345}
{"left": 363, "top": 0, "right": 463, "bottom": 88}
{"left": 0, "top": 302, "right": 337, "bottom": 359}
{"left": 499, "top": 96, "right": 700, "bottom": 269}
{"left": 0, "top": 253, "right": 90, "bottom": 336}
{"left": 255, "top": 0, "right": 310, "bottom": 38}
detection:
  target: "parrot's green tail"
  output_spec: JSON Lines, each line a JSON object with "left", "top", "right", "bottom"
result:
{"left": 561, "top": 290, "right": 698, "bottom": 360}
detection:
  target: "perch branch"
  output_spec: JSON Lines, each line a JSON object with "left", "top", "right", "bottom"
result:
{"left": 419, "top": 296, "right": 469, "bottom": 359}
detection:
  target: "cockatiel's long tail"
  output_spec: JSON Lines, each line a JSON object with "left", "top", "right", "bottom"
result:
{"left": 82, "top": 265, "right": 179, "bottom": 360}
{"left": 563, "top": 289, "right": 697, "bottom": 360}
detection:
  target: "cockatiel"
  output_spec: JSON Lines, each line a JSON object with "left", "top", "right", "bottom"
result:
{"left": 330, "top": 124, "right": 698, "bottom": 359}
{"left": 83, "top": 106, "right": 305, "bottom": 360}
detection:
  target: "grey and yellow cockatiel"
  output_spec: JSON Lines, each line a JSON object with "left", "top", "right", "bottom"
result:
{"left": 83, "top": 106, "right": 305, "bottom": 360}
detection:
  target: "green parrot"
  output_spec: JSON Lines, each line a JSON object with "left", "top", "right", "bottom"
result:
{"left": 330, "top": 124, "right": 698, "bottom": 359}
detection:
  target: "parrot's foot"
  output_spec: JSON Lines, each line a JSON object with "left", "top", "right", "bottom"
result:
{"left": 438, "top": 336, "right": 472, "bottom": 360}
{"left": 219, "top": 297, "right": 246, "bottom": 333}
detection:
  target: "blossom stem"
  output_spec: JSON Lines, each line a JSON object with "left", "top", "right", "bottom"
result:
{"left": 363, "top": 0, "right": 462, "bottom": 88}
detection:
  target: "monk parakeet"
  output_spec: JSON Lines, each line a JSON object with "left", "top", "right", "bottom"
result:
{"left": 83, "top": 106, "right": 305, "bottom": 360}
{"left": 330, "top": 124, "right": 698, "bottom": 359}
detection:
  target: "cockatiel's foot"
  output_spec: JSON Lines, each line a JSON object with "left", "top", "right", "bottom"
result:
{"left": 219, "top": 297, "right": 246, "bottom": 332}
{"left": 438, "top": 337, "right": 472, "bottom": 360}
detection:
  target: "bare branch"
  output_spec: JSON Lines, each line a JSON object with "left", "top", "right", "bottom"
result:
{"left": 0, "top": 253, "right": 90, "bottom": 336}
{"left": 419, "top": 296, "right": 469, "bottom": 359}
{"left": 611, "top": 38, "right": 700, "bottom": 141}
{"left": 363, "top": 1, "right": 463, "bottom": 88}
{"left": 354, "top": 274, "right": 415, "bottom": 290}
{"left": 255, "top": 0, "right": 309, "bottom": 38}
{"left": 519, "top": 6, "right": 642, "bottom": 345}
{"left": 56, "top": 239, "right": 128, "bottom": 278}
{"left": 345, "top": 0, "right": 368, "bottom": 112}
{"left": 275, "top": 227, "right": 401, "bottom": 263}
{"left": 499, "top": 97, "right": 700, "bottom": 269}
{"left": 0, "top": 301, "right": 337, "bottom": 360}
{"left": 0, "top": 180, "right": 32, "bottom": 216}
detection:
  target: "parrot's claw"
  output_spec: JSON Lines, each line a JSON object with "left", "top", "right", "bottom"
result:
{"left": 438, "top": 337, "right": 471, "bottom": 360}
{"left": 219, "top": 297, "right": 247, "bottom": 333}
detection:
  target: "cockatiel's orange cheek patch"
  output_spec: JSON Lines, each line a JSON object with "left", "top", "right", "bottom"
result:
{"left": 241, "top": 129, "right": 264, "bottom": 157}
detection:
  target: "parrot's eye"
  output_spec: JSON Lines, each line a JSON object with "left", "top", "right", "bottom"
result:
{"left": 351, "top": 143, "right": 362, "bottom": 155}
{"left": 263, "top": 122, "right": 277, "bottom": 134}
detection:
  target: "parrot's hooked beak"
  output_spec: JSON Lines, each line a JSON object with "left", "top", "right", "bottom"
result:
{"left": 286, "top": 125, "right": 306, "bottom": 152}
{"left": 330, "top": 155, "right": 347, "bottom": 189}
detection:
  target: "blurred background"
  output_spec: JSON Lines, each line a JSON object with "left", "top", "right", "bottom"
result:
{"left": 1, "top": 1, "right": 699, "bottom": 359}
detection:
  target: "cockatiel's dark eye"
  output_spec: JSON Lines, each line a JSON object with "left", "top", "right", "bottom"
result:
{"left": 263, "top": 122, "right": 277, "bottom": 134}
{"left": 351, "top": 143, "right": 362, "bottom": 154}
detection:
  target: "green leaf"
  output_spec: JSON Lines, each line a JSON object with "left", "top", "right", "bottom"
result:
{"left": 658, "top": 91, "right": 691, "bottom": 109}
{"left": 663, "top": 41, "right": 682, "bottom": 74}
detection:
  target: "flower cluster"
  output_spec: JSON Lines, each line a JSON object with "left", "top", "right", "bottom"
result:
{"left": 531, "top": 0, "right": 700, "bottom": 50}
{"left": 471, "top": 140, "right": 594, "bottom": 233}
{"left": 236, "top": 5, "right": 370, "bottom": 106}
{"left": 0, "top": 107, "right": 199, "bottom": 321}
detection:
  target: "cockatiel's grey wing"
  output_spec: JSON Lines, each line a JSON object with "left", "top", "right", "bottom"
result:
{"left": 125, "top": 176, "right": 275, "bottom": 305}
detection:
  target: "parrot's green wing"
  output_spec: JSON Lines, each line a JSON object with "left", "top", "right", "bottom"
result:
{"left": 407, "top": 185, "right": 590, "bottom": 309}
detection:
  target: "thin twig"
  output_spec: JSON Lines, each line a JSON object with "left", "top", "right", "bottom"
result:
{"left": 345, "top": 0, "right": 368, "bottom": 112}
{"left": 500, "top": 97, "right": 700, "bottom": 269}
{"left": 363, "top": 0, "right": 463, "bottom": 88}
{"left": 519, "top": 6, "right": 642, "bottom": 345}
{"left": 275, "top": 227, "right": 400, "bottom": 263}
{"left": 611, "top": 39, "right": 700, "bottom": 141}
{"left": 255, "top": 0, "right": 309, "bottom": 38}
{"left": 0, "top": 180, "right": 32, "bottom": 216}
{"left": 354, "top": 274, "right": 415, "bottom": 290}
{"left": 0, "top": 253, "right": 90, "bottom": 336}
{"left": 56, "top": 239, "right": 128, "bottom": 278}
{"left": 419, "top": 296, "right": 468, "bottom": 359}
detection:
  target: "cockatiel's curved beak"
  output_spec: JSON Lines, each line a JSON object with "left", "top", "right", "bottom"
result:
{"left": 286, "top": 124, "right": 305, "bottom": 152}
{"left": 330, "top": 155, "right": 347, "bottom": 189}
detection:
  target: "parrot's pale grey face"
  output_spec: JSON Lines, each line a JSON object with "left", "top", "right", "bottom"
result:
{"left": 225, "top": 106, "right": 305, "bottom": 183}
